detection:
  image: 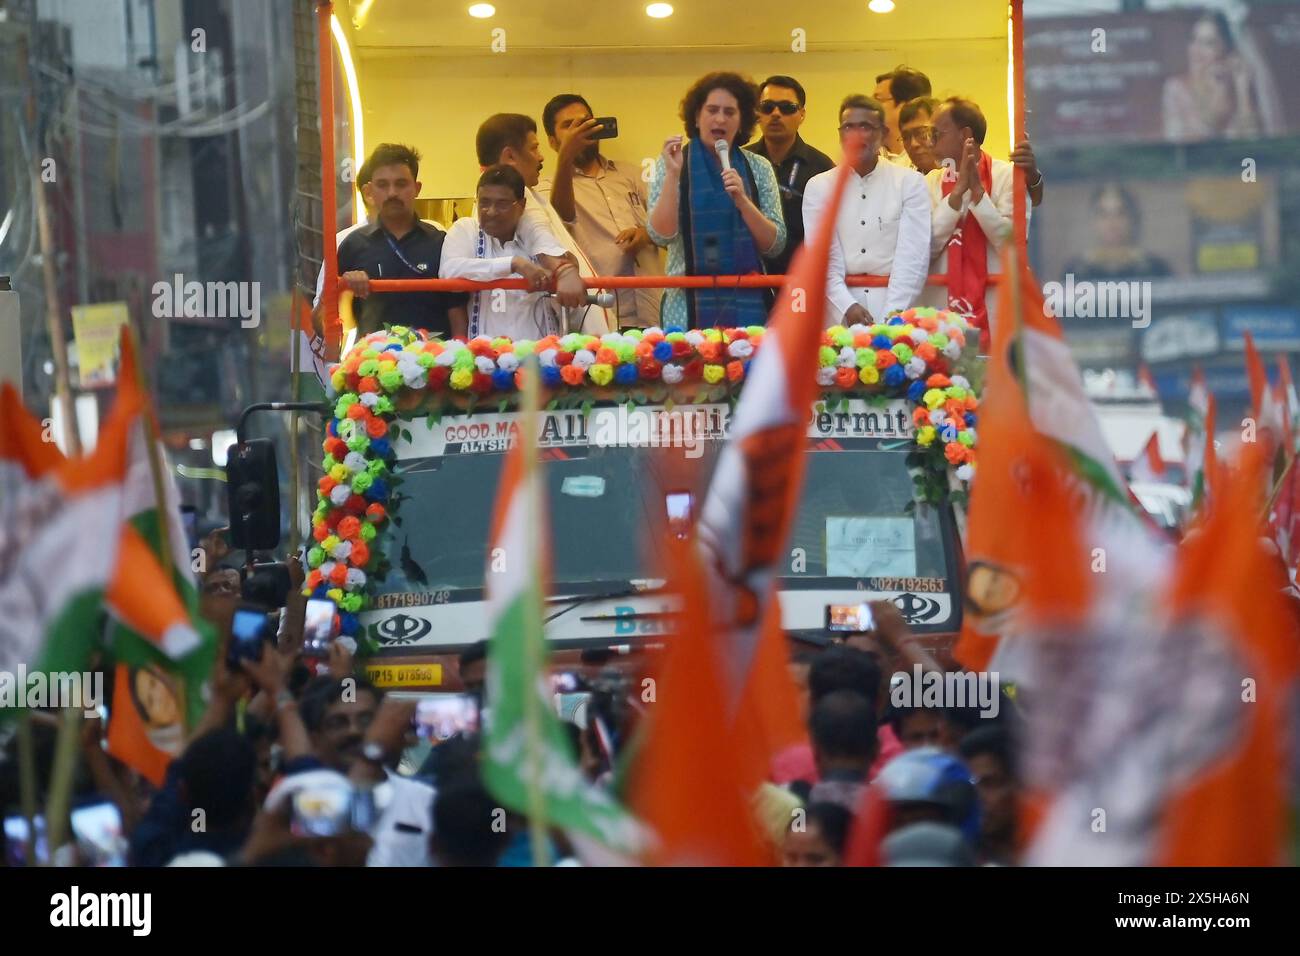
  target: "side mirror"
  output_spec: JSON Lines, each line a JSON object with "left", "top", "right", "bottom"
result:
{"left": 225, "top": 438, "right": 281, "bottom": 551}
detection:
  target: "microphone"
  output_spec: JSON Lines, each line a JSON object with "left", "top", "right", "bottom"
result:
{"left": 546, "top": 291, "right": 616, "bottom": 308}
{"left": 714, "top": 138, "right": 732, "bottom": 172}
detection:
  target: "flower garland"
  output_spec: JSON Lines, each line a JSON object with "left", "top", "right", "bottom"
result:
{"left": 304, "top": 308, "right": 979, "bottom": 637}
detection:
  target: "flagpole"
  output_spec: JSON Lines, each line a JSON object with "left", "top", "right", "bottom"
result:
{"left": 124, "top": 322, "right": 177, "bottom": 584}
{"left": 288, "top": 284, "right": 303, "bottom": 556}
{"left": 32, "top": 166, "right": 81, "bottom": 458}
{"left": 43, "top": 706, "right": 83, "bottom": 865}
{"left": 520, "top": 358, "right": 550, "bottom": 868}
{"left": 16, "top": 713, "right": 39, "bottom": 865}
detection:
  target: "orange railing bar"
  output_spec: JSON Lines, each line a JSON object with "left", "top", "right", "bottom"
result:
{"left": 337, "top": 274, "right": 1001, "bottom": 293}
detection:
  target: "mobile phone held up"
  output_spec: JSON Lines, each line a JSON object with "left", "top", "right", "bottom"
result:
{"left": 227, "top": 604, "right": 276, "bottom": 670}
{"left": 593, "top": 116, "right": 618, "bottom": 140}
{"left": 826, "top": 602, "right": 876, "bottom": 634}
{"left": 302, "top": 597, "right": 338, "bottom": 658}
{"left": 665, "top": 489, "right": 693, "bottom": 540}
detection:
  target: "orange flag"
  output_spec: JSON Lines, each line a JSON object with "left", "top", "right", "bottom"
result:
{"left": 628, "top": 535, "right": 770, "bottom": 866}
{"left": 1156, "top": 442, "right": 1300, "bottom": 865}
{"left": 694, "top": 154, "right": 858, "bottom": 783}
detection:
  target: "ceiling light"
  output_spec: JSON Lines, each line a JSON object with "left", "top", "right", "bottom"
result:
{"left": 868, "top": 0, "right": 895, "bottom": 12}
{"left": 646, "top": 3, "right": 674, "bottom": 18}
{"left": 468, "top": 3, "right": 495, "bottom": 18}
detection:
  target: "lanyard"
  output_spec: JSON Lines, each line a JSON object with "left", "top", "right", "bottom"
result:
{"left": 382, "top": 227, "right": 427, "bottom": 275}
{"left": 468, "top": 227, "right": 487, "bottom": 338}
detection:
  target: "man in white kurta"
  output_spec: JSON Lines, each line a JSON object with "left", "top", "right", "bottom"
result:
{"left": 801, "top": 95, "right": 931, "bottom": 326}
{"left": 920, "top": 98, "right": 1030, "bottom": 340}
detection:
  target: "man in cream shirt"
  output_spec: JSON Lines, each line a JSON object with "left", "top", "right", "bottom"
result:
{"left": 801, "top": 94, "right": 931, "bottom": 326}
{"left": 921, "top": 97, "right": 1030, "bottom": 347}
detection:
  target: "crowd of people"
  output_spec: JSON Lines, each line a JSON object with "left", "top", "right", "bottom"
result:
{"left": 314, "top": 67, "right": 1044, "bottom": 347}
{"left": 0, "top": 513, "right": 1019, "bottom": 867}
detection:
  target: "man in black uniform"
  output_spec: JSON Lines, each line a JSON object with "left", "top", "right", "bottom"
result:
{"left": 744, "top": 75, "right": 835, "bottom": 279}
{"left": 323, "top": 143, "right": 460, "bottom": 337}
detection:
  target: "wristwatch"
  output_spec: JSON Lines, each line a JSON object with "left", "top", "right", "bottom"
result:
{"left": 361, "top": 741, "right": 385, "bottom": 765}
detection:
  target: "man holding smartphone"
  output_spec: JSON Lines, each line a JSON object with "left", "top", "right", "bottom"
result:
{"left": 538, "top": 93, "right": 664, "bottom": 330}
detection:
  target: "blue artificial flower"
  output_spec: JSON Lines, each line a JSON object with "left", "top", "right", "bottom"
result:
{"left": 366, "top": 479, "right": 389, "bottom": 502}
{"left": 369, "top": 437, "right": 391, "bottom": 459}
{"left": 491, "top": 368, "right": 515, "bottom": 390}
{"left": 312, "top": 584, "right": 330, "bottom": 600}
{"left": 907, "top": 380, "right": 927, "bottom": 402}
{"left": 742, "top": 359, "right": 751, "bottom": 376}
{"left": 614, "top": 363, "right": 639, "bottom": 385}
{"left": 884, "top": 365, "right": 907, "bottom": 388}
{"left": 382, "top": 343, "right": 403, "bottom": 353}
{"left": 965, "top": 413, "right": 977, "bottom": 428}
{"left": 653, "top": 341, "right": 673, "bottom": 362}
{"left": 542, "top": 365, "right": 563, "bottom": 387}
{"left": 665, "top": 325, "right": 685, "bottom": 335}
{"left": 339, "top": 612, "right": 359, "bottom": 636}
{"left": 871, "top": 335, "right": 892, "bottom": 350}
{"left": 327, "top": 419, "right": 339, "bottom": 438}
{"left": 887, "top": 315, "right": 905, "bottom": 326}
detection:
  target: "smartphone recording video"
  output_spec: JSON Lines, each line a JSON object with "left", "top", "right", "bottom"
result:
{"left": 227, "top": 605, "right": 275, "bottom": 669}
{"left": 592, "top": 116, "right": 619, "bottom": 139}
{"left": 665, "top": 490, "right": 693, "bottom": 540}
{"left": 302, "top": 598, "right": 337, "bottom": 657}
{"left": 826, "top": 602, "right": 876, "bottom": 634}
{"left": 413, "top": 695, "right": 479, "bottom": 742}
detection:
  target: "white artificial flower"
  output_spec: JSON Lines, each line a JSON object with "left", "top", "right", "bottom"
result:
{"left": 497, "top": 352, "right": 520, "bottom": 372}
{"left": 943, "top": 340, "right": 962, "bottom": 360}
{"left": 910, "top": 328, "right": 930, "bottom": 345}
{"left": 930, "top": 409, "right": 949, "bottom": 427}
{"left": 434, "top": 350, "right": 457, "bottom": 367}
{"left": 539, "top": 348, "right": 558, "bottom": 368}
{"left": 950, "top": 375, "right": 971, "bottom": 390}
{"left": 359, "top": 392, "right": 379, "bottom": 408}
{"left": 661, "top": 363, "right": 684, "bottom": 384}
{"left": 956, "top": 463, "right": 974, "bottom": 482}
{"left": 816, "top": 366, "right": 836, "bottom": 387}
{"left": 684, "top": 330, "right": 705, "bottom": 347}
{"left": 343, "top": 452, "right": 367, "bottom": 473}
{"left": 474, "top": 355, "right": 496, "bottom": 374}
{"left": 837, "top": 346, "right": 857, "bottom": 369}
{"left": 847, "top": 323, "right": 871, "bottom": 337}
{"left": 905, "top": 356, "right": 927, "bottom": 379}
{"left": 573, "top": 349, "right": 597, "bottom": 369}
{"left": 329, "top": 485, "right": 351, "bottom": 507}
{"left": 331, "top": 540, "right": 353, "bottom": 562}
{"left": 345, "top": 568, "right": 367, "bottom": 590}
{"left": 727, "top": 339, "right": 754, "bottom": 359}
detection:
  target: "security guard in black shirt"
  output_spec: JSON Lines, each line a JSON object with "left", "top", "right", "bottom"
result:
{"left": 745, "top": 75, "right": 835, "bottom": 279}
{"left": 325, "top": 143, "right": 460, "bottom": 337}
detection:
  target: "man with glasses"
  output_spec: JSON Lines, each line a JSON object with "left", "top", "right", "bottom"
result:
{"left": 744, "top": 75, "right": 834, "bottom": 278}
{"left": 801, "top": 95, "right": 930, "bottom": 326}
{"left": 875, "top": 67, "right": 931, "bottom": 165}
{"left": 921, "top": 97, "right": 1034, "bottom": 349}
{"left": 899, "top": 97, "right": 942, "bottom": 175}
{"left": 440, "top": 164, "right": 587, "bottom": 340}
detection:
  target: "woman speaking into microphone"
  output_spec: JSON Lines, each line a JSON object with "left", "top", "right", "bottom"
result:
{"left": 647, "top": 72, "right": 786, "bottom": 329}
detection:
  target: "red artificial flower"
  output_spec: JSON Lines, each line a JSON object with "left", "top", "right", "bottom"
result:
{"left": 346, "top": 494, "right": 368, "bottom": 514}
{"left": 944, "top": 443, "right": 970, "bottom": 465}
{"left": 835, "top": 366, "right": 858, "bottom": 389}
{"left": 357, "top": 376, "right": 380, "bottom": 394}
{"left": 560, "top": 364, "right": 586, "bottom": 386}
{"left": 913, "top": 407, "right": 930, "bottom": 427}
{"left": 555, "top": 350, "right": 575, "bottom": 366}
{"left": 337, "top": 516, "right": 362, "bottom": 540}
{"left": 852, "top": 332, "right": 873, "bottom": 348}
{"left": 875, "top": 350, "right": 898, "bottom": 369}
{"left": 683, "top": 357, "right": 704, "bottom": 380}
{"left": 596, "top": 347, "right": 619, "bottom": 366}
{"left": 306, "top": 569, "right": 323, "bottom": 589}
{"left": 428, "top": 366, "right": 451, "bottom": 389}
{"left": 366, "top": 416, "right": 389, "bottom": 438}
{"left": 726, "top": 360, "right": 744, "bottom": 382}
{"left": 470, "top": 371, "right": 494, "bottom": 394}
{"left": 915, "top": 343, "right": 938, "bottom": 364}
{"left": 329, "top": 564, "right": 349, "bottom": 587}
{"left": 638, "top": 359, "right": 663, "bottom": 380}
{"left": 318, "top": 476, "right": 338, "bottom": 495}
{"left": 365, "top": 502, "right": 387, "bottom": 524}
{"left": 728, "top": 328, "right": 749, "bottom": 341}
{"left": 346, "top": 403, "right": 368, "bottom": 421}
{"left": 350, "top": 541, "right": 371, "bottom": 567}
{"left": 312, "top": 524, "right": 330, "bottom": 542}
{"left": 925, "top": 373, "right": 952, "bottom": 389}
{"left": 697, "top": 341, "right": 724, "bottom": 363}
{"left": 670, "top": 339, "right": 691, "bottom": 359}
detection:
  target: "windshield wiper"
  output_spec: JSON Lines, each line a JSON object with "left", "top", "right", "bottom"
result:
{"left": 543, "top": 580, "right": 666, "bottom": 625}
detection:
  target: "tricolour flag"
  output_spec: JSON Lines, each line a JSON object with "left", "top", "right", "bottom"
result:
{"left": 480, "top": 364, "right": 643, "bottom": 859}
{"left": 694, "top": 155, "right": 857, "bottom": 782}
{"left": 1128, "top": 431, "right": 1166, "bottom": 487}
{"left": 1021, "top": 439, "right": 1299, "bottom": 865}
{"left": 104, "top": 333, "right": 216, "bottom": 741}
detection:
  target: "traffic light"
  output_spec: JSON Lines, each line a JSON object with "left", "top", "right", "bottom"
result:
{"left": 225, "top": 438, "right": 281, "bottom": 551}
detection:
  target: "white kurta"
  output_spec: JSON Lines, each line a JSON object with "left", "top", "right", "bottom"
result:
{"left": 440, "top": 214, "right": 568, "bottom": 340}
{"left": 801, "top": 160, "right": 931, "bottom": 325}
{"left": 921, "top": 157, "right": 1029, "bottom": 332}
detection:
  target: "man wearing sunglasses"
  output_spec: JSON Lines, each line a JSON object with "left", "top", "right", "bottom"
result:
{"left": 743, "top": 75, "right": 834, "bottom": 279}
{"left": 801, "top": 94, "right": 930, "bottom": 327}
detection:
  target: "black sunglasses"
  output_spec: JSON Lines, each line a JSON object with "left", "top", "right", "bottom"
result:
{"left": 759, "top": 99, "right": 800, "bottom": 116}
